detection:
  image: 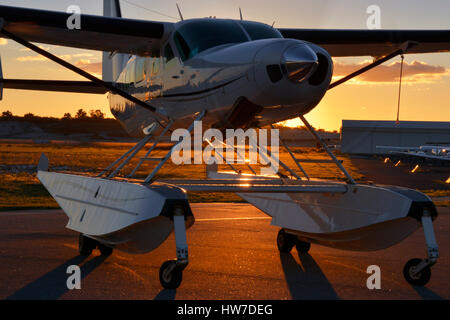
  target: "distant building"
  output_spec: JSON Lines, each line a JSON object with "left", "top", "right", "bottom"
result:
{"left": 341, "top": 120, "right": 450, "bottom": 155}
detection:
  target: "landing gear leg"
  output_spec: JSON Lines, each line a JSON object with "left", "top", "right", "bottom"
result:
{"left": 403, "top": 211, "right": 439, "bottom": 286}
{"left": 159, "top": 211, "right": 189, "bottom": 289}
{"left": 296, "top": 239, "right": 311, "bottom": 254}
{"left": 277, "top": 229, "right": 295, "bottom": 253}
{"left": 277, "top": 229, "right": 311, "bottom": 254}
{"left": 79, "top": 234, "right": 96, "bottom": 256}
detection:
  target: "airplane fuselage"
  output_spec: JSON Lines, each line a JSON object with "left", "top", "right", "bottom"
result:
{"left": 108, "top": 19, "right": 333, "bottom": 136}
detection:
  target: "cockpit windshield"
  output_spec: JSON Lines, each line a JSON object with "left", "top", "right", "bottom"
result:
{"left": 240, "top": 21, "right": 283, "bottom": 41}
{"left": 174, "top": 20, "right": 249, "bottom": 62}
{"left": 173, "top": 20, "right": 283, "bottom": 62}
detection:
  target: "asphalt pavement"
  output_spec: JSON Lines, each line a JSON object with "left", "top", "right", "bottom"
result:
{"left": 0, "top": 204, "right": 448, "bottom": 300}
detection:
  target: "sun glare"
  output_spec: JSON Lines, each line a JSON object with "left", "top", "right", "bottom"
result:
{"left": 279, "top": 118, "right": 302, "bottom": 128}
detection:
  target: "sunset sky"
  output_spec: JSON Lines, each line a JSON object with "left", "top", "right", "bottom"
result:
{"left": 0, "top": 0, "right": 449, "bottom": 131}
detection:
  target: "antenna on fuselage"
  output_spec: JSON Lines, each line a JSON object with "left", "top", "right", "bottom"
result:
{"left": 176, "top": 3, "right": 184, "bottom": 21}
{"left": 239, "top": 8, "right": 243, "bottom": 20}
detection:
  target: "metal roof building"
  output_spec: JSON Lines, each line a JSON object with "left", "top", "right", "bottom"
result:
{"left": 340, "top": 120, "right": 450, "bottom": 154}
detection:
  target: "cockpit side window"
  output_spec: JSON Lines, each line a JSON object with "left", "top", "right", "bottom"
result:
{"left": 163, "top": 43, "right": 178, "bottom": 70}
{"left": 174, "top": 31, "right": 191, "bottom": 62}
{"left": 164, "top": 44, "right": 175, "bottom": 63}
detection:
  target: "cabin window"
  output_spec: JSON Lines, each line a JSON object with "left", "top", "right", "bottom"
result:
{"left": 144, "top": 58, "right": 152, "bottom": 78}
{"left": 240, "top": 21, "right": 283, "bottom": 40}
{"left": 173, "top": 20, "right": 248, "bottom": 61}
{"left": 135, "top": 57, "right": 146, "bottom": 83}
{"left": 125, "top": 59, "right": 136, "bottom": 84}
{"left": 152, "top": 58, "right": 160, "bottom": 75}
{"left": 117, "top": 69, "right": 126, "bottom": 83}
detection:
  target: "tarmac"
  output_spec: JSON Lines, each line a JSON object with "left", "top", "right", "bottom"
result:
{"left": 0, "top": 204, "right": 448, "bottom": 300}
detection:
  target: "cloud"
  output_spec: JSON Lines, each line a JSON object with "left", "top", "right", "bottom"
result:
{"left": 16, "top": 55, "right": 47, "bottom": 62}
{"left": 73, "top": 53, "right": 95, "bottom": 58}
{"left": 16, "top": 53, "right": 87, "bottom": 63}
{"left": 19, "top": 45, "right": 51, "bottom": 52}
{"left": 332, "top": 59, "right": 450, "bottom": 84}
{"left": 75, "top": 59, "right": 102, "bottom": 77}
{"left": 0, "top": 38, "right": 7, "bottom": 45}
{"left": 15, "top": 50, "right": 102, "bottom": 77}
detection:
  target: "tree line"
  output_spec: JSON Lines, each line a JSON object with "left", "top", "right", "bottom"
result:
{"left": 0, "top": 109, "right": 108, "bottom": 121}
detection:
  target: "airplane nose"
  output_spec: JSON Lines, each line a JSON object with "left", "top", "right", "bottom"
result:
{"left": 281, "top": 44, "right": 318, "bottom": 83}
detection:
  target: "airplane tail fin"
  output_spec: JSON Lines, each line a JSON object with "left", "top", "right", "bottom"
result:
{"left": 102, "top": 0, "right": 126, "bottom": 82}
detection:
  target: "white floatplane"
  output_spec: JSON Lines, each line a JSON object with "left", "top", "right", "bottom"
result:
{"left": 378, "top": 145, "right": 450, "bottom": 166}
{"left": 0, "top": 0, "right": 445, "bottom": 288}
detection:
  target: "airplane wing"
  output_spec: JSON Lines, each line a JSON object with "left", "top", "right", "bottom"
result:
{"left": 0, "top": 79, "right": 108, "bottom": 94}
{"left": 278, "top": 29, "right": 450, "bottom": 57}
{"left": 0, "top": 5, "right": 173, "bottom": 56}
{"left": 392, "top": 151, "right": 450, "bottom": 162}
{"left": 2, "top": 5, "right": 449, "bottom": 58}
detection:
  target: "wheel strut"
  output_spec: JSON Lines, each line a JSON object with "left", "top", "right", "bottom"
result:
{"left": 403, "top": 210, "right": 439, "bottom": 286}
{"left": 159, "top": 208, "right": 189, "bottom": 289}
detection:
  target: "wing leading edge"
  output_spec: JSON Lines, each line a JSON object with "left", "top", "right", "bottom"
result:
{"left": 1, "top": 5, "right": 449, "bottom": 58}
{"left": 278, "top": 29, "right": 450, "bottom": 57}
{"left": 0, "top": 79, "right": 108, "bottom": 94}
{"left": 0, "top": 5, "right": 173, "bottom": 56}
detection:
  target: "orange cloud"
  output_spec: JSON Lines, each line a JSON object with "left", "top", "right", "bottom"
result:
{"left": 16, "top": 53, "right": 89, "bottom": 63}
{"left": 333, "top": 59, "right": 449, "bottom": 84}
{"left": 16, "top": 55, "right": 47, "bottom": 62}
{"left": 75, "top": 59, "right": 102, "bottom": 76}
{"left": 19, "top": 45, "right": 51, "bottom": 52}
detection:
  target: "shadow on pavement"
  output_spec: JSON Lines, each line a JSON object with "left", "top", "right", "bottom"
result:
{"left": 154, "top": 289, "right": 176, "bottom": 300}
{"left": 414, "top": 286, "right": 444, "bottom": 300}
{"left": 7, "top": 255, "right": 107, "bottom": 300}
{"left": 280, "top": 252, "right": 339, "bottom": 300}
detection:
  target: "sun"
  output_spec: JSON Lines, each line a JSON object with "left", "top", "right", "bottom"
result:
{"left": 278, "top": 118, "right": 303, "bottom": 128}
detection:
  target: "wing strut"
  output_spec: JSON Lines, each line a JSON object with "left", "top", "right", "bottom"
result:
{"left": 0, "top": 24, "right": 163, "bottom": 119}
{"left": 396, "top": 54, "right": 405, "bottom": 123}
{"left": 299, "top": 115, "right": 356, "bottom": 184}
{"left": 328, "top": 41, "right": 417, "bottom": 90}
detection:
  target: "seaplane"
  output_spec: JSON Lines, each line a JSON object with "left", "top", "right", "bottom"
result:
{"left": 0, "top": 1, "right": 446, "bottom": 289}
{"left": 378, "top": 145, "right": 450, "bottom": 166}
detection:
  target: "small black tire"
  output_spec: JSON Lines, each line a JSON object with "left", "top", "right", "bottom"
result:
{"left": 159, "top": 260, "right": 183, "bottom": 289}
{"left": 277, "top": 229, "right": 295, "bottom": 253}
{"left": 296, "top": 240, "right": 311, "bottom": 254}
{"left": 98, "top": 243, "right": 113, "bottom": 256}
{"left": 403, "top": 258, "right": 431, "bottom": 286}
{"left": 79, "top": 234, "right": 96, "bottom": 256}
